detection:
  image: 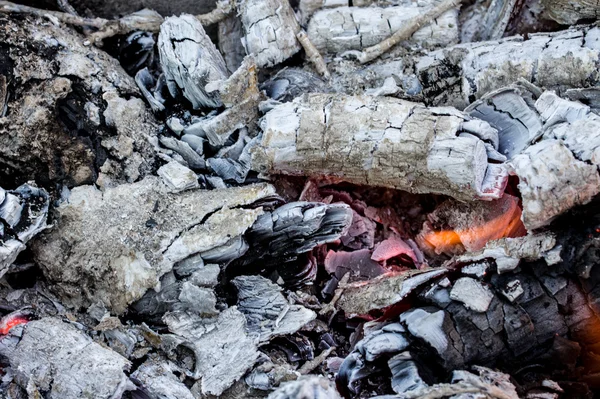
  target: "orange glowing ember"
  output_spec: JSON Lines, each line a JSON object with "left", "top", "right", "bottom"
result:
{"left": 0, "top": 316, "right": 29, "bottom": 335}
{"left": 419, "top": 194, "right": 527, "bottom": 255}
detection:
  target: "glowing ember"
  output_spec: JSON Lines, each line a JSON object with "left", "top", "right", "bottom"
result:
{"left": 0, "top": 314, "right": 29, "bottom": 336}
{"left": 418, "top": 194, "right": 527, "bottom": 255}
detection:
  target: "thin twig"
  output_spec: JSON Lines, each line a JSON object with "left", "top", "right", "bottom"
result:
{"left": 0, "top": 1, "right": 108, "bottom": 28}
{"left": 298, "top": 346, "right": 336, "bottom": 374}
{"left": 56, "top": 0, "right": 79, "bottom": 16}
{"left": 0, "top": 0, "right": 233, "bottom": 47}
{"left": 196, "top": 0, "right": 234, "bottom": 26}
{"left": 343, "top": 0, "right": 463, "bottom": 64}
{"left": 296, "top": 29, "right": 330, "bottom": 79}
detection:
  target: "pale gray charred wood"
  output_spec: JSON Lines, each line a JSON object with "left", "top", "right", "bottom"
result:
{"left": 158, "top": 14, "right": 229, "bottom": 109}
{"left": 232, "top": 275, "right": 316, "bottom": 342}
{"left": 541, "top": 0, "right": 600, "bottom": 24}
{"left": 467, "top": 88, "right": 600, "bottom": 229}
{"left": 401, "top": 26, "right": 600, "bottom": 108}
{"left": 0, "top": 15, "right": 159, "bottom": 189}
{"left": 218, "top": 15, "right": 246, "bottom": 73}
{"left": 0, "top": 183, "right": 49, "bottom": 277}
{"left": 267, "top": 376, "right": 342, "bottom": 399}
{"left": 306, "top": 2, "right": 459, "bottom": 54}
{"left": 31, "top": 177, "right": 275, "bottom": 314}
{"left": 0, "top": 318, "right": 134, "bottom": 399}
{"left": 131, "top": 358, "right": 195, "bottom": 399}
{"left": 261, "top": 68, "right": 330, "bottom": 102}
{"left": 237, "top": 0, "right": 302, "bottom": 68}
{"left": 251, "top": 93, "right": 508, "bottom": 202}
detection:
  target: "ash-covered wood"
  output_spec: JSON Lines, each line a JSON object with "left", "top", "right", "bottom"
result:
{"left": 0, "top": 15, "right": 159, "bottom": 189}
{"left": 237, "top": 0, "right": 301, "bottom": 68}
{"left": 267, "top": 376, "right": 342, "bottom": 399}
{"left": 0, "top": 318, "right": 134, "bottom": 398}
{"left": 158, "top": 14, "right": 229, "bottom": 109}
{"left": 0, "top": 184, "right": 48, "bottom": 277}
{"left": 407, "top": 26, "right": 600, "bottom": 108}
{"left": 306, "top": 2, "right": 459, "bottom": 54}
{"left": 32, "top": 177, "right": 275, "bottom": 314}
{"left": 469, "top": 88, "right": 600, "bottom": 229}
{"left": 251, "top": 93, "right": 508, "bottom": 202}
{"left": 541, "top": 0, "right": 600, "bottom": 24}
{"left": 337, "top": 268, "right": 447, "bottom": 315}
{"left": 232, "top": 275, "right": 316, "bottom": 341}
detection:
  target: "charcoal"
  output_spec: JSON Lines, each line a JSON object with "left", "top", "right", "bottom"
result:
{"left": 0, "top": 318, "right": 134, "bottom": 399}
{"left": 159, "top": 136, "right": 207, "bottom": 170}
{"left": 465, "top": 87, "right": 543, "bottom": 159}
{"left": 542, "top": 0, "right": 600, "bottom": 23}
{"left": 388, "top": 352, "right": 428, "bottom": 394}
{"left": 261, "top": 68, "right": 330, "bottom": 102}
{"left": 448, "top": 233, "right": 557, "bottom": 274}
{"left": 355, "top": 323, "right": 410, "bottom": 362}
{"left": 180, "top": 57, "right": 264, "bottom": 147}
{"left": 218, "top": 16, "right": 246, "bottom": 73}
{"left": 403, "top": 26, "right": 600, "bottom": 108}
{"left": 131, "top": 358, "right": 195, "bottom": 399}
{"left": 119, "top": 31, "right": 156, "bottom": 75}
{"left": 252, "top": 94, "right": 508, "bottom": 202}
{"left": 135, "top": 68, "right": 166, "bottom": 113}
{"left": 157, "top": 161, "right": 199, "bottom": 192}
{"left": 0, "top": 184, "right": 49, "bottom": 277}
{"left": 158, "top": 14, "right": 229, "bottom": 109}
{"left": 449, "top": 278, "right": 494, "bottom": 313}
{"left": 32, "top": 178, "right": 276, "bottom": 314}
{"left": 267, "top": 376, "right": 342, "bottom": 399}
{"left": 0, "top": 15, "right": 159, "bottom": 187}
{"left": 180, "top": 134, "right": 205, "bottom": 155}
{"left": 306, "top": 2, "right": 459, "bottom": 54}
{"left": 232, "top": 275, "right": 316, "bottom": 342}
{"left": 237, "top": 0, "right": 302, "bottom": 68}
{"left": 337, "top": 268, "right": 447, "bottom": 316}
{"left": 238, "top": 202, "right": 352, "bottom": 268}
{"left": 143, "top": 305, "right": 260, "bottom": 396}
{"left": 324, "top": 249, "right": 387, "bottom": 282}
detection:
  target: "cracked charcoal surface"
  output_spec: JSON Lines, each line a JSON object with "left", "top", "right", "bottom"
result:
{"left": 158, "top": 14, "right": 229, "bottom": 109}
{"left": 0, "top": 16, "right": 159, "bottom": 191}
{"left": 306, "top": 3, "right": 459, "bottom": 54}
{"left": 31, "top": 177, "right": 275, "bottom": 314}
{"left": 386, "top": 26, "right": 600, "bottom": 109}
{"left": 0, "top": 318, "right": 133, "bottom": 399}
{"left": 251, "top": 93, "right": 508, "bottom": 202}
{"left": 238, "top": 0, "right": 302, "bottom": 68}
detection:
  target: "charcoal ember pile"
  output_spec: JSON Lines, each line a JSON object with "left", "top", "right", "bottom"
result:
{"left": 5, "top": 0, "right": 600, "bottom": 398}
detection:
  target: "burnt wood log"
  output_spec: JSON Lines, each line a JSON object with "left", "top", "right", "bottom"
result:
{"left": 0, "top": 15, "right": 159, "bottom": 189}
{"left": 306, "top": 1, "right": 459, "bottom": 54}
{"left": 541, "top": 0, "right": 600, "bottom": 24}
{"left": 237, "top": 0, "right": 302, "bottom": 68}
{"left": 31, "top": 177, "right": 276, "bottom": 314}
{"left": 467, "top": 87, "right": 600, "bottom": 229}
{"left": 251, "top": 93, "right": 508, "bottom": 202}
{"left": 0, "top": 318, "right": 134, "bottom": 398}
{"left": 328, "top": 26, "right": 600, "bottom": 109}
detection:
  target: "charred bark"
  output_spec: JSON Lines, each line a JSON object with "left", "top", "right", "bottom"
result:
{"left": 31, "top": 177, "right": 276, "bottom": 314}
{"left": 306, "top": 2, "right": 459, "bottom": 54}
{"left": 251, "top": 93, "right": 508, "bottom": 202}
